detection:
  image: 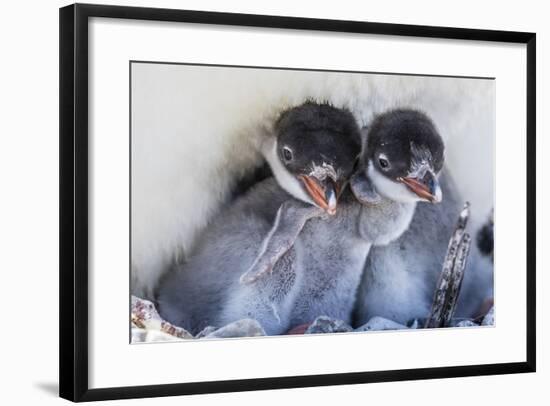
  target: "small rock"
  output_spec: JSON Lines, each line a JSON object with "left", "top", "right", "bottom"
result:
{"left": 451, "top": 319, "right": 478, "bottom": 328}
{"left": 481, "top": 306, "right": 495, "bottom": 326}
{"left": 305, "top": 316, "right": 353, "bottom": 334}
{"left": 131, "top": 296, "right": 162, "bottom": 329}
{"left": 131, "top": 295, "right": 194, "bottom": 340}
{"left": 196, "top": 326, "right": 218, "bottom": 338}
{"left": 356, "top": 316, "right": 409, "bottom": 332}
{"left": 206, "top": 319, "right": 266, "bottom": 338}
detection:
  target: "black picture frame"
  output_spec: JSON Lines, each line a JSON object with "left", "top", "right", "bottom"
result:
{"left": 59, "top": 3, "right": 536, "bottom": 402}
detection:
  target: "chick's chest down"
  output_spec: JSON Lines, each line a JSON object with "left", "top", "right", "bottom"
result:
{"left": 271, "top": 192, "right": 416, "bottom": 328}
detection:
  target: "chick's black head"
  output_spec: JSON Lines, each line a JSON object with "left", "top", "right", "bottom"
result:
{"left": 364, "top": 109, "right": 445, "bottom": 203}
{"left": 274, "top": 101, "right": 361, "bottom": 213}
{"left": 275, "top": 101, "right": 361, "bottom": 180}
{"left": 366, "top": 109, "right": 444, "bottom": 177}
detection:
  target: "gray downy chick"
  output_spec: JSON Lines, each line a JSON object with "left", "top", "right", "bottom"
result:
{"left": 155, "top": 102, "right": 362, "bottom": 335}
{"left": 353, "top": 109, "right": 493, "bottom": 326}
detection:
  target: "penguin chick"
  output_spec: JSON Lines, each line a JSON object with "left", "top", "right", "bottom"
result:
{"left": 237, "top": 101, "right": 366, "bottom": 283}
{"left": 156, "top": 102, "right": 362, "bottom": 335}
{"left": 353, "top": 111, "right": 494, "bottom": 326}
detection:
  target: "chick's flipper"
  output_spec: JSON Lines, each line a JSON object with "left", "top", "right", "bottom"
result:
{"left": 240, "top": 199, "right": 323, "bottom": 284}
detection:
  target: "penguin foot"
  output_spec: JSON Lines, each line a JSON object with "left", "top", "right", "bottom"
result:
{"left": 285, "top": 323, "right": 311, "bottom": 335}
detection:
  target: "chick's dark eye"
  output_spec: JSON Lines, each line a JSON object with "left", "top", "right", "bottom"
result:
{"left": 283, "top": 147, "right": 293, "bottom": 162}
{"left": 379, "top": 157, "right": 389, "bottom": 169}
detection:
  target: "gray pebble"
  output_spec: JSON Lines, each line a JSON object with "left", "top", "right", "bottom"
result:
{"left": 356, "top": 316, "right": 409, "bottom": 331}
{"left": 452, "top": 319, "right": 478, "bottom": 328}
{"left": 205, "top": 319, "right": 266, "bottom": 338}
{"left": 305, "top": 316, "right": 353, "bottom": 334}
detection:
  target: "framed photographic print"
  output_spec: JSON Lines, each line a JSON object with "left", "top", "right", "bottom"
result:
{"left": 59, "top": 3, "right": 536, "bottom": 402}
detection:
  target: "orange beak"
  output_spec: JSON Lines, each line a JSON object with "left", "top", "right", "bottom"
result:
{"left": 298, "top": 175, "right": 338, "bottom": 215}
{"left": 398, "top": 173, "right": 440, "bottom": 203}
